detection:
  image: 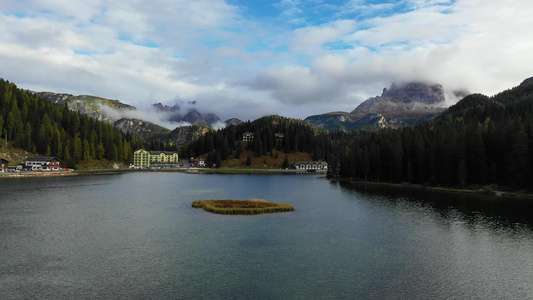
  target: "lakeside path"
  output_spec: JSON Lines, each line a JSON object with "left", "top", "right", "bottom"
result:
{"left": 78, "top": 168, "right": 327, "bottom": 175}
{"left": 0, "top": 168, "right": 326, "bottom": 178}
{"left": 179, "top": 168, "right": 327, "bottom": 175}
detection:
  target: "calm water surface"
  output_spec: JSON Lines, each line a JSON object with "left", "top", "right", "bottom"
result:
{"left": 1, "top": 173, "right": 533, "bottom": 299}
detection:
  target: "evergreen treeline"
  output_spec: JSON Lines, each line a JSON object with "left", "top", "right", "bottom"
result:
{"left": 180, "top": 115, "right": 332, "bottom": 167}
{"left": 4, "top": 74, "right": 530, "bottom": 189}
{"left": 182, "top": 82, "right": 533, "bottom": 190}
{"left": 329, "top": 82, "right": 533, "bottom": 189}
{"left": 0, "top": 79, "right": 145, "bottom": 167}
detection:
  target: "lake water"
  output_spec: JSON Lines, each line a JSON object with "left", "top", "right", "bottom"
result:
{"left": 1, "top": 173, "right": 533, "bottom": 299}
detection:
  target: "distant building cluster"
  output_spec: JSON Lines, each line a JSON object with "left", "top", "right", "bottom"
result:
{"left": 1, "top": 156, "right": 62, "bottom": 172}
{"left": 242, "top": 132, "right": 285, "bottom": 142}
{"left": 242, "top": 132, "right": 254, "bottom": 142}
{"left": 293, "top": 161, "right": 328, "bottom": 171}
{"left": 133, "top": 149, "right": 179, "bottom": 168}
{"left": 25, "top": 157, "right": 61, "bottom": 171}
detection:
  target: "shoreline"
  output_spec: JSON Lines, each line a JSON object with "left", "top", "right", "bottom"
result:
{"left": 179, "top": 168, "right": 326, "bottom": 175}
{"left": 330, "top": 178, "right": 533, "bottom": 199}
{"left": 0, "top": 171, "right": 79, "bottom": 178}
{"left": 0, "top": 167, "right": 326, "bottom": 178}
{"left": 6, "top": 168, "right": 530, "bottom": 199}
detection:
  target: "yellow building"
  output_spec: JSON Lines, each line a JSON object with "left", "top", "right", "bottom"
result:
{"left": 133, "top": 149, "right": 179, "bottom": 168}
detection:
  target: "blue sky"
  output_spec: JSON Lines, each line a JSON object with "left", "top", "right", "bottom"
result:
{"left": 1, "top": 0, "right": 532, "bottom": 123}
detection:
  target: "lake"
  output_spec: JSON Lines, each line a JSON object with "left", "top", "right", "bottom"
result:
{"left": 1, "top": 173, "right": 533, "bottom": 299}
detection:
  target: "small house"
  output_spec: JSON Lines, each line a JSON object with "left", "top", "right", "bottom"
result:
{"left": 190, "top": 158, "right": 205, "bottom": 167}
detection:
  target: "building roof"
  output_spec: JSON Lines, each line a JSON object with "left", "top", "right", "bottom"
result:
{"left": 26, "top": 156, "right": 60, "bottom": 162}
{"left": 135, "top": 149, "right": 178, "bottom": 155}
{"left": 0, "top": 158, "right": 9, "bottom": 163}
{"left": 148, "top": 150, "right": 178, "bottom": 155}
{"left": 293, "top": 161, "right": 328, "bottom": 165}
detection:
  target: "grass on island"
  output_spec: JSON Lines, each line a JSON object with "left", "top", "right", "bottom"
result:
{"left": 192, "top": 199, "right": 294, "bottom": 215}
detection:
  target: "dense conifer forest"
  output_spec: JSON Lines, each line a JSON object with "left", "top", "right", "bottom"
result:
{"left": 329, "top": 81, "right": 533, "bottom": 189}
{"left": 180, "top": 115, "right": 333, "bottom": 167}
{"left": 0, "top": 79, "right": 145, "bottom": 167}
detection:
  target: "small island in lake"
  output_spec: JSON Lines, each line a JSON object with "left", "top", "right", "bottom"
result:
{"left": 192, "top": 199, "right": 294, "bottom": 215}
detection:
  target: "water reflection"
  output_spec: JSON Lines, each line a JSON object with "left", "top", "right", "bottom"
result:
{"left": 338, "top": 181, "right": 533, "bottom": 231}
{"left": 2, "top": 174, "right": 533, "bottom": 299}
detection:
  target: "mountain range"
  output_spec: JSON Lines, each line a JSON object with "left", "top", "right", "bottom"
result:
{"left": 30, "top": 80, "right": 470, "bottom": 145}
{"left": 31, "top": 91, "right": 242, "bottom": 147}
{"left": 305, "top": 82, "right": 469, "bottom": 131}
{"left": 33, "top": 80, "right": 469, "bottom": 139}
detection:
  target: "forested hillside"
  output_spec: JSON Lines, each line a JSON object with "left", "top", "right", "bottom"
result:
{"left": 4, "top": 74, "right": 531, "bottom": 189}
{"left": 182, "top": 81, "right": 533, "bottom": 190}
{"left": 181, "top": 115, "right": 332, "bottom": 167}
{"left": 0, "top": 79, "right": 145, "bottom": 167}
{"left": 329, "top": 81, "right": 533, "bottom": 189}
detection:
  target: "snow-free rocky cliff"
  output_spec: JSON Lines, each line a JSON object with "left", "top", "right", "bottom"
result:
{"left": 32, "top": 91, "right": 223, "bottom": 144}
{"left": 305, "top": 82, "right": 469, "bottom": 131}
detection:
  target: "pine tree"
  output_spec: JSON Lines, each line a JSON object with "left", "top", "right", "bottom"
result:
{"left": 24, "top": 122, "right": 32, "bottom": 150}
{"left": 505, "top": 122, "right": 530, "bottom": 187}
{"left": 282, "top": 154, "right": 289, "bottom": 169}
{"left": 63, "top": 145, "right": 71, "bottom": 166}
{"left": 235, "top": 141, "right": 242, "bottom": 159}
{"left": 82, "top": 139, "right": 91, "bottom": 161}
{"left": 457, "top": 160, "right": 467, "bottom": 187}
{"left": 215, "top": 151, "right": 222, "bottom": 168}
{"left": 97, "top": 143, "right": 105, "bottom": 160}
{"left": 73, "top": 137, "right": 82, "bottom": 162}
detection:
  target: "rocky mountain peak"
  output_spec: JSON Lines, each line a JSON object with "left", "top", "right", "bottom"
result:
{"left": 152, "top": 102, "right": 221, "bottom": 127}
{"left": 380, "top": 82, "right": 445, "bottom": 104}
{"left": 306, "top": 81, "right": 468, "bottom": 131}
{"left": 180, "top": 108, "right": 221, "bottom": 126}
{"left": 225, "top": 118, "right": 243, "bottom": 126}
{"left": 152, "top": 102, "right": 180, "bottom": 112}
{"left": 350, "top": 81, "right": 454, "bottom": 117}
{"left": 114, "top": 118, "right": 171, "bottom": 140}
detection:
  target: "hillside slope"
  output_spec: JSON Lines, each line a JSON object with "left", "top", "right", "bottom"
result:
{"left": 182, "top": 115, "right": 328, "bottom": 167}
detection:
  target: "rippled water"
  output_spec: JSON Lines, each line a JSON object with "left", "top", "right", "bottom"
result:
{"left": 1, "top": 173, "right": 533, "bottom": 299}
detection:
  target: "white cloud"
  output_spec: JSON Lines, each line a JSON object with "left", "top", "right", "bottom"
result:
{"left": 1, "top": 0, "right": 532, "bottom": 123}
{"left": 348, "top": 9, "right": 460, "bottom": 48}
{"left": 290, "top": 20, "right": 356, "bottom": 53}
